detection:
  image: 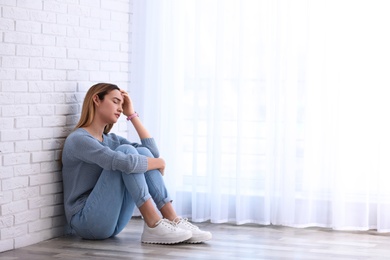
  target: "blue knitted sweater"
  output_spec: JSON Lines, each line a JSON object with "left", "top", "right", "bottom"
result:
{"left": 61, "top": 128, "right": 159, "bottom": 222}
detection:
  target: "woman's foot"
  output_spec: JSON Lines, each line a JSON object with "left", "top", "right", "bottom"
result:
{"left": 141, "top": 219, "right": 192, "bottom": 244}
{"left": 173, "top": 217, "right": 212, "bottom": 243}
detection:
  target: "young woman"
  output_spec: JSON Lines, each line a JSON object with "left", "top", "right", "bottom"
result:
{"left": 61, "top": 83, "right": 211, "bottom": 244}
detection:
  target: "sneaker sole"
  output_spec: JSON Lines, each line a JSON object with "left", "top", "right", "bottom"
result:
{"left": 184, "top": 234, "right": 212, "bottom": 244}
{"left": 141, "top": 239, "right": 187, "bottom": 245}
{"left": 141, "top": 233, "right": 192, "bottom": 245}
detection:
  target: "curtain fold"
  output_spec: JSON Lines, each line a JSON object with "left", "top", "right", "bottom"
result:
{"left": 131, "top": 0, "right": 390, "bottom": 231}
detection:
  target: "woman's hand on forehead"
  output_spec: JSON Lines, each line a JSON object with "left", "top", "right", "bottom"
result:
{"left": 120, "top": 89, "right": 135, "bottom": 116}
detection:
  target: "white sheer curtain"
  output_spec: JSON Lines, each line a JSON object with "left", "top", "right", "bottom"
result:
{"left": 130, "top": 0, "right": 390, "bottom": 231}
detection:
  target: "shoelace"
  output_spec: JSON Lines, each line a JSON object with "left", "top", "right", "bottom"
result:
{"left": 173, "top": 218, "right": 198, "bottom": 230}
{"left": 157, "top": 219, "right": 177, "bottom": 230}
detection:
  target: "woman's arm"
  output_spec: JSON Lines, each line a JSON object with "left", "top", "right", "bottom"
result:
{"left": 120, "top": 89, "right": 151, "bottom": 139}
{"left": 130, "top": 116, "right": 151, "bottom": 140}
{"left": 63, "top": 131, "right": 148, "bottom": 174}
{"left": 120, "top": 89, "right": 165, "bottom": 175}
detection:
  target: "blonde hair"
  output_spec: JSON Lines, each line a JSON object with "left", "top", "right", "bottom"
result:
{"left": 75, "top": 83, "right": 120, "bottom": 134}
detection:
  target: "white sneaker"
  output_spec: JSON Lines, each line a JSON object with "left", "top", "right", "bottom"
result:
{"left": 174, "top": 218, "right": 212, "bottom": 243}
{"left": 141, "top": 219, "right": 192, "bottom": 244}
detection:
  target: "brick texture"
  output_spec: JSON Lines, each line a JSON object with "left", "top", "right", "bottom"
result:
{"left": 0, "top": 0, "right": 132, "bottom": 252}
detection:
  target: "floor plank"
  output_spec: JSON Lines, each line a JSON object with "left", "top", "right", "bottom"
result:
{"left": 1, "top": 217, "right": 390, "bottom": 259}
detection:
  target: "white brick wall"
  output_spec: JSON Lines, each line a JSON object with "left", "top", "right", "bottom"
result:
{"left": 0, "top": 0, "right": 132, "bottom": 252}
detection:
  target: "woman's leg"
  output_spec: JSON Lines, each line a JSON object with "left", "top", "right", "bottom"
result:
{"left": 71, "top": 145, "right": 148, "bottom": 239}
{"left": 71, "top": 144, "right": 192, "bottom": 243}
{"left": 121, "top": 147, "right": 192, "bottom": 244}
{"left": 135, "top": 147, "right": 212, "bottom": 243}
{"left": 135, "top": 147, "right": 178, "bottom": 221}
{"left": 70, "top": 168, "right": 135, "bottom": 239}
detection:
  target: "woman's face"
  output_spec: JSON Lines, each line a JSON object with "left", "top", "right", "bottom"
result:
{"left": 95, "top": 89, "right": 124, "bottom": 124}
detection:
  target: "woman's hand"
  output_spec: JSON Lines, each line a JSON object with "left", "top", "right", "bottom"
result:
{"left": 147, "top": 157, "right": 166, "bottom": 176}
{"left": 158, "top": 164, "right": 165, "bottom": 176}
{"left": 120, "top": 89, "right": 135, "bottom": 116}
{"left": 156, "top": 158, "right": 166, "bottom": 176}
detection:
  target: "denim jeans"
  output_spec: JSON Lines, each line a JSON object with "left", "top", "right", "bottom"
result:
{"left": 70, "top": 145, "right": 171, "bottom": 239}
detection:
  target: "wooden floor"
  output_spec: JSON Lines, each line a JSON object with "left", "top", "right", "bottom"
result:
{"left": 1, "top": 217, "right": 390, "bottom": 259}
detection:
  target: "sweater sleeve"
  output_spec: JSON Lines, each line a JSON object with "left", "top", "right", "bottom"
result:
{"left": 140, "top": 138, "right": 160, "bottom": 158}
{"left": 64, "top": 132, "right": 148, "bottom": 174}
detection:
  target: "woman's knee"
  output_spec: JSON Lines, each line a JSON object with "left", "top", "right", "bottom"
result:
{"left": 136, "top": 147, "right": 154, "bottom": 157}
{"left": 115, "top": 144, "right": 138, "bottom": 154}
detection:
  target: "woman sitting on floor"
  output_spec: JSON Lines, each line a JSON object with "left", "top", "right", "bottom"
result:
{"left": 61, "top": 83, "right": 212, "bottom": 244}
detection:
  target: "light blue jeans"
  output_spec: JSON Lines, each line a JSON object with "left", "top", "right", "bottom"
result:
{"left": 70, "top": 145, "right": 171, "bottom": 240}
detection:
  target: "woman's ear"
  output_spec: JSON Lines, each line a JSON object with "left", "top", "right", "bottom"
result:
{"left": 92, "top": 94, "right": 100, "bottom": 106}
